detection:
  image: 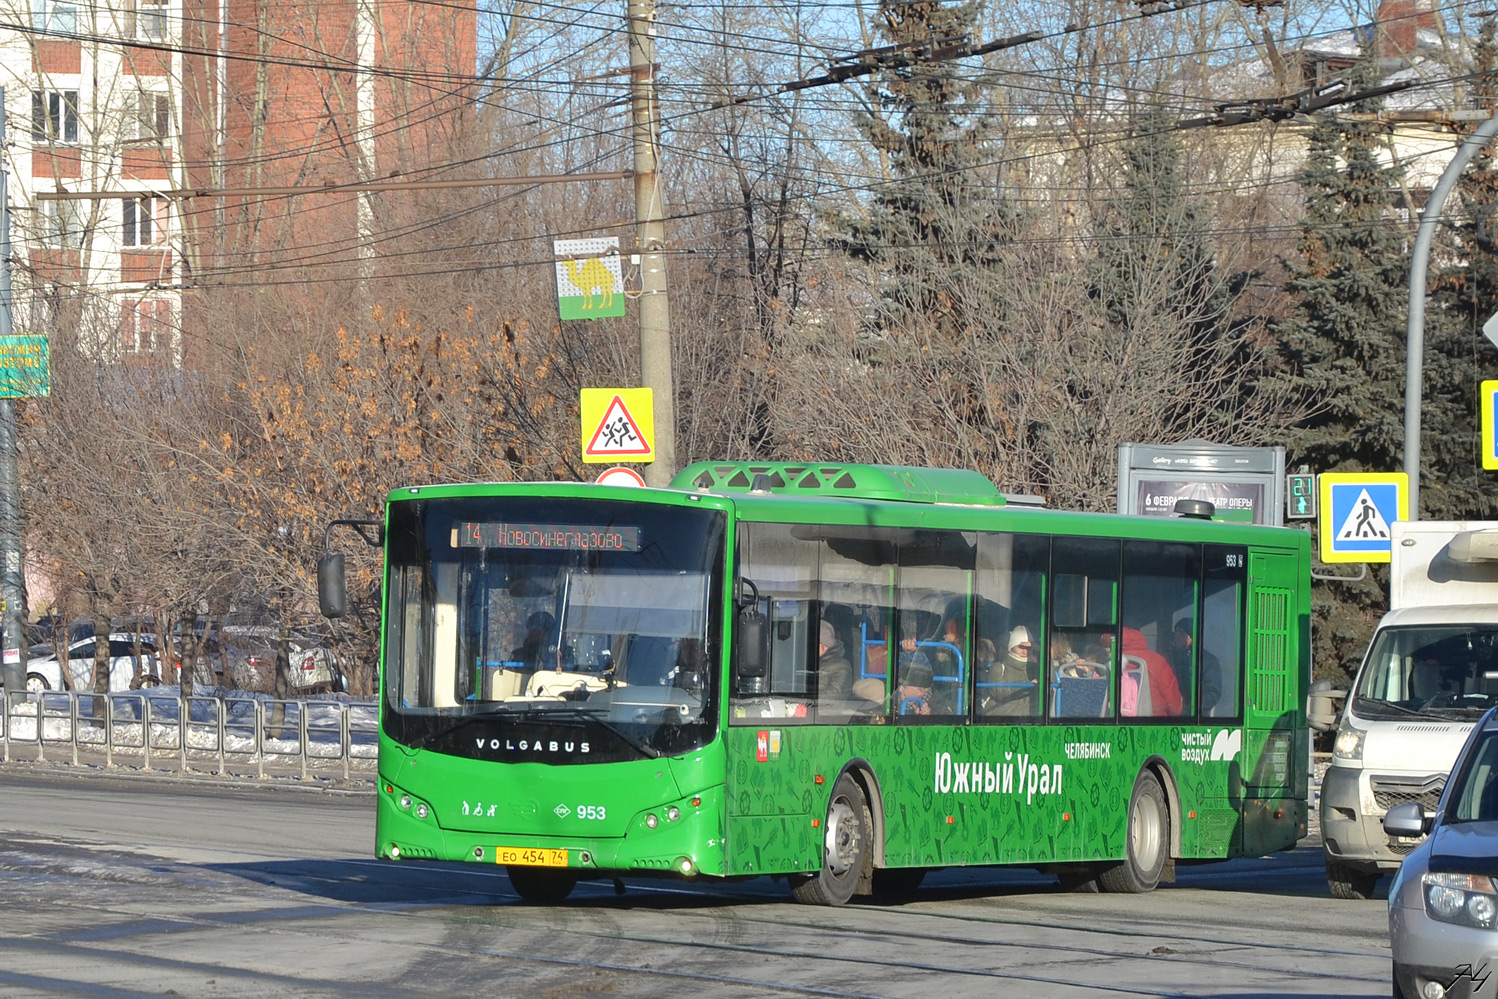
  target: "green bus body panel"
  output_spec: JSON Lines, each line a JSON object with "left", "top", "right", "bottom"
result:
{"left": 377, "top": 738, "right": 733, "bottom": 876}
{"left": 374, "top": 471, "right": 1311, "bottom": 883}
{"left": 722, "top": 722, "right": 1300, "bottom": 877}
{"left": 671, "top": 461, "right": 1006, "bottom": 506}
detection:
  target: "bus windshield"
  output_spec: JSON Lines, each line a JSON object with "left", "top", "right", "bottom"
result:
{"left": 1353, "top": 625, "right": 1498, "bottom": 722}
{"left": 382, "top": 496, "right": 726, "bottom": 763}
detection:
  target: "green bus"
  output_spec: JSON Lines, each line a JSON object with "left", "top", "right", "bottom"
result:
{"left": 320, "top": 461, "right": 1310, "bottom": 905}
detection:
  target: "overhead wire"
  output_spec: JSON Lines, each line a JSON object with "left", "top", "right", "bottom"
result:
{"left": 10, "top": 0, "right": 1485, "bottom": 293}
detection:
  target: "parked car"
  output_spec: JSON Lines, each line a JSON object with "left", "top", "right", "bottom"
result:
{"left": 179, "top": 632, "right": 344, "bottom": 694}
{"left": 286, "top": 634, "right": 345, "bottom": 692}
{"left": 1384, "top": 705, "right": 1498, "bottom": 999}
{"left": 24, "top": 634, "right": 162, "bottom": 693}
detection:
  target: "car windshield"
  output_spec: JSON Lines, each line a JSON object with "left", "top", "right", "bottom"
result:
{"left": 382, "top": 495, "right": 726, "bottom": 763}
{"left": 1353, "top": 626, "right": 1498, "bottom": 721}
{"left": 1448, "top": 733, "right": 1498, "bottom": 823}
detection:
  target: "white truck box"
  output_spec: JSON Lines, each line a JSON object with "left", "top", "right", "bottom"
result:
{"left": 1318, "top": 520, "right": 1498, "bottom": 899}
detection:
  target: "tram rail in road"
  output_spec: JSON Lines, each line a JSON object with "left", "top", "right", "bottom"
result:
{"left": 0, "top": 767, "right": 1386, "bottom": 999}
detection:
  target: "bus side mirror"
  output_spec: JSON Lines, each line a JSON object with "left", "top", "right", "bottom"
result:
{"left": 318, "top": 553, "right": 348, "bottom": 619}
{"left": 1307, "top": 677, "right": 1345, "bottom": 732}
{"left": 735, "top": 608, "right": 768, "bottom": 680}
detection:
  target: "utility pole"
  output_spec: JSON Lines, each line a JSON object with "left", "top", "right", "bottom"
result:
{"left": 627, "top": 0, "right": 677, "bottom": 486}
{"left": 0, "top": 89, "right": 28, "bottom": 695}
{"left": 1403, "top": 110, "right": 1498, "bottom": 520}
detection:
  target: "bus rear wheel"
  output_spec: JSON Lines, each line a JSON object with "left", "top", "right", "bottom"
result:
{"left": 791, "top": 772, "right": 869, "bottom": 906}
{"left": 1098, "top": 771, "right": 1168, "bottom": 894}
{"left": 506, "top": 865, "right": 578, "bottom": 904}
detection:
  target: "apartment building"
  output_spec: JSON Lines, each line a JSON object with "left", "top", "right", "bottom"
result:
{"left": 0, "top": 0, "right": 476, "bottom": 365}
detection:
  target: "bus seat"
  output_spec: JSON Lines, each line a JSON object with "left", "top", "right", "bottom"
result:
{"left": 1410, "top": 662, "right": 1442, "bottom": 702}
{"left": 1055, "top": 675, "right": 1109, "bottom": 717}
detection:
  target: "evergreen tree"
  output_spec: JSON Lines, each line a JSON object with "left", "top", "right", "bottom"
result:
{"left": 1271, "top": 55, "right": 1409, "bottom": 687}
{"left": 819, "top": 0, "right": 1024, "bottom": 470}
{"left": 1425, "top": 13, "right": 1498, "bottom": 521}
{"left": 1275, "top": 61, "right": 1409, "bottom": 476}
{"left": 832, "top": 0, "right": 1017, "bottom": 341}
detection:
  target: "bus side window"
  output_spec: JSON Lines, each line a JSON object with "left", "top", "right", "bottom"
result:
{"left": 1120, "top": 541, "right": 1200, "bottom": 719}
{"left": 1201, "top": 545, "right": 1246, "bottom": 718}
{"left": 729, "top": 523, "right": 816, "bottom": 723}
{"left": 814, "top": 529, "right": 898, "bottom": 723}
{"left": 1049, "top": 537, "right": 1119, "bottom": 721}
{"left": 975, "top": 532, "right": 1047, "bottom": 722}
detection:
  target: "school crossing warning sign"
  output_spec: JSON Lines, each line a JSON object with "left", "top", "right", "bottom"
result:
{"left": 1317, "top": 472, "right": 1409, "bottom": 564}
{"left": 580, "top": 388, "right": 654, "bottom": 464}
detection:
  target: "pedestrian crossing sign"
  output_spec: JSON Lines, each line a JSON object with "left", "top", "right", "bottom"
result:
{"left": 1482, "top": 380, "right": 1498, "bottom": 470}
{"left": 1318, "top": 472, "right": 1409, "bottom": 564}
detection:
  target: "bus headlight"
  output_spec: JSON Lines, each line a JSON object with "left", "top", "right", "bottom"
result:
{"left": 1424, "top": 873, "right": 1498, "bottom": 929}
{"left": 1333, "top": 724, "right": 1365, "bottom": 762}
{"left": 399, "top": 794, "right": 413, "bottom": 810}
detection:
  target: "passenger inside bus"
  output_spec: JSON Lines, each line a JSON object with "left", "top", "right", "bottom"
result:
{"left": 509, "top": 611, "right": 556, "bottom": 666}
{"left": 1120, "top": 627, "right": 1183, "bottom": 717}
{"left": 816, "top": 619, "right": 853, "bottom": 700}
{"left": 896, "top": 660, "right": 935, "bottom": 715}
{"left": 977, "top": 626, "right": 1039, "bottom": 717}
{"left": 1171, "top": 618, "right": 1220, "bottom": 714}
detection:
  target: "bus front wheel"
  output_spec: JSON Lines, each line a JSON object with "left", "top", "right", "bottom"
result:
{"left": 791, "top": 772, "right": 870, "bottom": 906}
{"left": 1098, "top": 771, "right": 1168, "bottom": 893}
{"left": 506, "top": 865, "right": 578, "bottom": 904}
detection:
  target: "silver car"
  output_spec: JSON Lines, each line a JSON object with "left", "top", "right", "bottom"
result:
{"left": 1384, "top": 705, "right": 1498, "bottom": 999}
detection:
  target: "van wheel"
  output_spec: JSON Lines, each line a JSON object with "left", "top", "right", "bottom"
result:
{"left": 1327, "top": 861, "right": 1380, "bottom": 900}
{"left": 791, "top": 772, "right": 869, "bottom": 906}
{"left": 1098, "top": 771, "right": 1168, "bottom": 893}
{"left": 25, "top": 673, "right": 49, "bottom": 693}
{"left": 506, "top": 866, "right": 578, "bottom": 903}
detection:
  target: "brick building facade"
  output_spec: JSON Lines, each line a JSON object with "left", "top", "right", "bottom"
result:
{"left": 1, "top": 0, "right": 476, "bottom": 364}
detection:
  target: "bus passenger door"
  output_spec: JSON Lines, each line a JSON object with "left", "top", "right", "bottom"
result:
{"left": 1239, "top": 549, "right": 1306, "bottom": 855}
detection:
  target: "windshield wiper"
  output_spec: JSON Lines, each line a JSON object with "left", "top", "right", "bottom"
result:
{"left": 412, "top": 707, "right": 518, "bottom": 749}
{"left": 530, "top": 706, "right": 662, "bottom": 759}
{"left": 1353, "top": 697, "right": 1423, "bottom": 719}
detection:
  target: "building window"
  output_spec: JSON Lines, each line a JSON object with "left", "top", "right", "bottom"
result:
{"left": 123, "top": 196, "right": 167, "bottom": 246}
{"left": 38, "top": 198, "right": 83, "bottom": 248}
{"left": 133, "top": 0, "right": 167, "bottom": 40}
{"left": 31, "top": 0, "right": 77, "bottom": 34}
{"left": 120, "top": 298, "right": 172, "bottom": 353}
{"left": 128, "top": 91, "right": 170, "bottom": 142}
{"left": 31, "top": 90, "right": 79, "bottom": 143}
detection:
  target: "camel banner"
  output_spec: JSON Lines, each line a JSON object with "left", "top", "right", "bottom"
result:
{"left": 554, "top": 237, "right": 626, "bottom": 320}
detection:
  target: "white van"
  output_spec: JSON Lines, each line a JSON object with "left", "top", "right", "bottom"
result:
{"left": 1316, "top": 522, "right": 1498, "bottom": 899}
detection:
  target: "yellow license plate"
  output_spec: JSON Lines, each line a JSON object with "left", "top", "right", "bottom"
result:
{"left": 494, "top": 846, "right": 569, "bottom": 867}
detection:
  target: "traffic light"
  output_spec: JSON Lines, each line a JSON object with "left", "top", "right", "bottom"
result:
{"left": 1287, "top": 473, "right": 1315, "bottom": 520}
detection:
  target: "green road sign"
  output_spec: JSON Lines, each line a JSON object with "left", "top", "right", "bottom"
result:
{"left": 0, "top": 336, "right": 49, "bottom": 398}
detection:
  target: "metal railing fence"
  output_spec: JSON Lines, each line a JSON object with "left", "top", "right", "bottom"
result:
{"left": 0, "top": 689, "right": 377, "bottom": 781}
